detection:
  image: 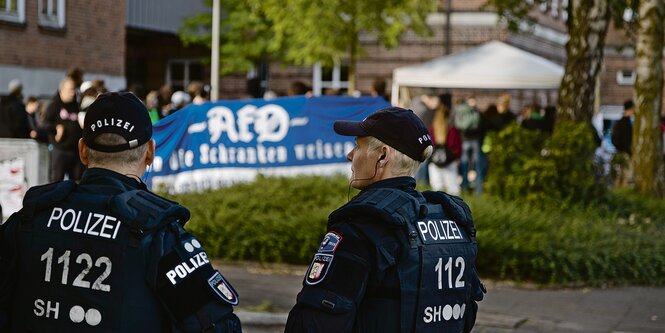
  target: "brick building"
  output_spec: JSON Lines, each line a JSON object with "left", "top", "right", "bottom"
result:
{"left": 0, "top": 0, "right": 126, "bottom": 98}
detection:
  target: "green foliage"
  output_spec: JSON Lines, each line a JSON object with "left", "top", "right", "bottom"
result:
{"left": 167, "top": 175, "right": 665, "bottom": 286}
{"left": 178, "top": 0, "right": 435, "bottom": 75}
{"left": 260, "top": 0, "right": 434, "bottom": 67}
{"left": 179, "top": 0, "right": 278, "bottom": 74}
{"left": 484, "top": 0, "right": 539, "bottom": 31}
{"left": 465, "top": 193, "right": 665, "bottom": 286}
{"left": 485, "top": 121, "right": 604, "bottom": 207}
{"left": 166, "top": 174, "right": 352, "bottom": 263}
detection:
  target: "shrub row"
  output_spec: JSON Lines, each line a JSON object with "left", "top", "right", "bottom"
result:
{"left": 166, "top": 175, "right": 665, "bottom": 286}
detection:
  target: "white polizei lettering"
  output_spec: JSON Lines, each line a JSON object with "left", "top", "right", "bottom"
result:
{"left": 72, "top": 210, "right": 85, "bottom": 233}
{"left": 83, "top": 212, "right": 93, "bottom": 233}
{"left": 91, "top": 118, "right": 133, "bottom": 132}
{"left": 47, "top": 211, "right": 121, "bottom": 240}
{"left": 417, "top": 221, "right": 429, "bottom": 240}
{"left": 175, "top": 265, "right": 187, "bottom": 278}
{"left": 166, "top": 271, "right": 178, "bottom": 285}
{"left": 183, "top": 260, "right": 195, "bottom": 273}
{"left": 427, "top": 220, "right": 440, "bottom": 240}
{"left": 165, "top": 252, "right": 210, "bottom": 285}
{"left": 442, "top": 220, "right": 451, "bottom": 239}
{"left": 419, "top": 220, "right": 464, "bottom": 242}
{"left": 87, "top": 213, "right": 105, "bottom": 236}
{"left": 60, "top": 209, "right": 77, "bottom": 231}
{"left": 112, "top": 220, "right": 121, "bottom": 239}
{"left": 47, "top": 207, "right": 63, "bottom": 228}
{"left": 98, "top": 216, "right": 116, "bottom": 239}
{"left": 195, "top": 253, "right": 205, "bottom": 265}
{"left": 450, "top": 221, "right": 461, "bottom": 239}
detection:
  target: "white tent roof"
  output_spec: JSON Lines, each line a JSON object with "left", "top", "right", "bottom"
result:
{"left": 392, "top": 40, "right": 564, "bottom": 91}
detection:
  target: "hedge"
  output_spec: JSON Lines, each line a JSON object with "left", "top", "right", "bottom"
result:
{"left": 166, "top": 175, "right": 665, "bottom": 287}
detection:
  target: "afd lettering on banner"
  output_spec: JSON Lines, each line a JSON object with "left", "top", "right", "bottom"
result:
{"left": 146, "top": 96, "right": 389, "bottom": 193}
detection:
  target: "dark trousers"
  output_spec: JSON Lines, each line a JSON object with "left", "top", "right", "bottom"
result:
{"left": 50, "top": 148, "right": 84, "bottom": 182}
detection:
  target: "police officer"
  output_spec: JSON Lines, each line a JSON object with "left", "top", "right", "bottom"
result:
{"left": 0, "top": 92, "right": 242, "bottom": 333}
{"left": 285, "top": 107, "right": 485, "bottom": 333}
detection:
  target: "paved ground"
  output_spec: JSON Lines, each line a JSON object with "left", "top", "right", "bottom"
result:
{"left": 217, "top": 261, "right": 665, "bottom": 333}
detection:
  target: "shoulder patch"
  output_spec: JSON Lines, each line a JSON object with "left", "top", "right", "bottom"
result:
{"left": 305, "top": 254, "right": 333, "bottom": 285}
{"left": 318, "top": 232, "right": 342, "bottom": 254}
{"left": 208, "top": 271, "right": 239, "bottom": 305}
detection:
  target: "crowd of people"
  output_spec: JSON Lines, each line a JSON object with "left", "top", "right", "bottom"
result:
{"left": 411, "top": 91, "right": 665, "bottom": 195}
{"left": 409, "top": 93, "right": 515, "bottom": 195}
{"left": 2, "top": 69, "right": 664, "bottom": 191}
{"left": 0, "top": 68, "right": 211, "bottom": 183}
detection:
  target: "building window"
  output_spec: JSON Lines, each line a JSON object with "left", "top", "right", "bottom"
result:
{"left": 538, "top": 1, "right": 548, "bottom": 13}
{"left": 166, "top": 59, "right": 204, "bottom": 91}
{"left": 550, "top": 0, "right": 559, "bottom": 18}
{"left": 0, "top": 0, "right": 26, "bottom": 24}
{"left": 38, "top": 0, "right": 65, "bottom": 28}
{"left": 616, "top": 70, "right": 636, "bottom": 86}
{"left": 312, "top": 62, "right": 349, "bottom": 96}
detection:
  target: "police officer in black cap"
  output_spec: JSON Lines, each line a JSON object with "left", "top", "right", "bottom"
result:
{"left": 285, "top": 107, "right": 485, "bottom": 333}
{"left": 0, "top": 92, "right": 242, "bottom": 333}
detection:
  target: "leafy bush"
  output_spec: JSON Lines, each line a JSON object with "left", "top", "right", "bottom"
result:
{"left": 166, "top": 175, "right": 665, "bottom": 286}
{"left": 166, "top": 174, "right": 351, "bottom": 263}
{"left": 465, "top": 194, "right": 665, "bottom": 286}
{"left": 485, "top": 121, "right": 604, "bottom": 207}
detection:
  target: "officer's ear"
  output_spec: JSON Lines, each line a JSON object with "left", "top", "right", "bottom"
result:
{"left": 378, "top": 146, "right": 390, "bottom": 167}
{"left": 145, "top": 139, "right": 155, "bottom": 166}
{"left": 78, "top": 139, "right": 90, "bottom": 166}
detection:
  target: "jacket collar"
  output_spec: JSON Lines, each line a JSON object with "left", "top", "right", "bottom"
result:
{"left": 78, "top": 167, "right": 147, "bottom": 193}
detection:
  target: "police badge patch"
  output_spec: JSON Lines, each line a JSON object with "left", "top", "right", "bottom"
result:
{"left": 318, "top": 232, "right": 342, "bottom": 253}
{"left": 208, "top": 271, "right": 239, "bottom": 305}
{"left": 305, "top": 254, "right": 333, "bottom": 285}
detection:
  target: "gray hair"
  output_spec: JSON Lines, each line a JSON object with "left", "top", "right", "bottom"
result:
{"left": 366, "top": 136, "right": 432, "bottom": 177}
{"left": 85, "top": 133, "right": 148, "bottom": 166}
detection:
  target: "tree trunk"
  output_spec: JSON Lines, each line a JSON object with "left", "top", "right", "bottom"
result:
{"left": 556, "top": 0, "right": 611, "bottom": 124}
{"left": 633, "top": 0, "right": 665, "bottom": 195}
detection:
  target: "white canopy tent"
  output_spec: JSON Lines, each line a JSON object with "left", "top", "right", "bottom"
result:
{"left": 391, "top": 40, "right": 565, "bottom": 106}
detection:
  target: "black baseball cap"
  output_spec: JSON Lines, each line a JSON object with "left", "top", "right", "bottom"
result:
{"left": 333, "top": 107, "right": 432, "bottom": 161}
{"left": 83, "top": 92, "right": 152, "bottom": 153}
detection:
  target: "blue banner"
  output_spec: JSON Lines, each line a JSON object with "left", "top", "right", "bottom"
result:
{"left": 147, "top": 96, "right": 390, "bottom": 193}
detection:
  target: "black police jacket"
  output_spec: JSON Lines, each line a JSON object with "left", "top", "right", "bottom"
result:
{"left": 0, "top": 168, "right": 241, "bottom": 333}
{"left": 285, "top": 177, "right": 484, "bottom": 333}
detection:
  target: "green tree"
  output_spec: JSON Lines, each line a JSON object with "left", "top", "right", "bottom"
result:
{"left": 179, "top": 0, "right": 435, "bottom": 93}
{"left": 261, "top": 0, "right": 434, "bottom": 93}
{"left": 633, "top": 0, "right": 665, "bottom": 196}
{"left": 487, "top": 0, "right": 617, "bottom": 123}
{"left": 556, "top": 0, "right": 612, "bottom": 123}
{"left": 179, "top": 0, "right": 278, "bottom": 75}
